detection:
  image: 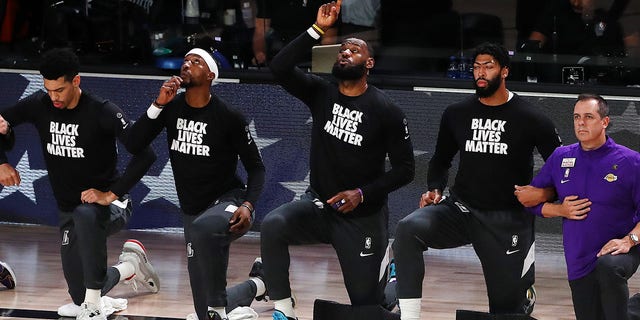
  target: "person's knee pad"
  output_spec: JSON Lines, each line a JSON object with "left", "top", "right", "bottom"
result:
{"left": 456, "top": 310, "right": 538, "bottom": 320}
{"left": 313, "top": 299, "right": 400, "bottom": 320}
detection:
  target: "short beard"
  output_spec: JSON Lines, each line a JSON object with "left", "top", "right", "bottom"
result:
{"left": 332, "top": 62, "right": 367, "bottom": 80}
{"left": 474, "top": 75, "right": 501, "bottom": 98}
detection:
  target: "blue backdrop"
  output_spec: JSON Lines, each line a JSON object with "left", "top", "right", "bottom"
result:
{"left": 0, "top": 70, "right": 638, "bottom": 235}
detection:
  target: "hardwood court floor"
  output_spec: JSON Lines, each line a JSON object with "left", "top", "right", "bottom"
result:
{"left": 1, "top": 223, "right": 639, "bottom": 320}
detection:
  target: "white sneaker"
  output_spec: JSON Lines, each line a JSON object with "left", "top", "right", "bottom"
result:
{"left": 77, "top": 302, "right": 107, "bottom": 320}
{"left": 58, "top": 302, "right": 81, "bottom": 317}
{"left": 186, "top": 313, "right": 198, "bottom": 320}
{"left": 59, "top": 296, "right": 128, "bottom": 317}
{"left": 118, "top": 239, "right": 160, "bottom": 293}
{"left": 186, "top": 308, "right": 258, "bottom": 320}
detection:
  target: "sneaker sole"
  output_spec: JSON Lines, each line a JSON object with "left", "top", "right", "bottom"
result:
{"left": 122, "top": 239, "right": 160, "bottom": 293}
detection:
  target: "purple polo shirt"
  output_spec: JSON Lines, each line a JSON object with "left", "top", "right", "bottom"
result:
{"left": 528, "top": 137, "right": 640, "bottom": 280}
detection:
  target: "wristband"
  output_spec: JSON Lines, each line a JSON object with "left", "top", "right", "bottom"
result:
{"left": 241, "top": 203, "right": 254, "bottom": 213}
{"left": 147, "top": 101, "right": 164, "bottom": 119}
{"left": 357, "top": 188, "right": 364, "bottom": 203}
{"left": 307, "top": 26, "right": 322, "bottom": 40}
{"left": 312, "top": 24, "right": 325, "bottom": 35}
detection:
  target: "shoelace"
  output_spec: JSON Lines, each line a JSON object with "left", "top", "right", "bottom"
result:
{"left": 123, "top": 274, "right": 139, "bottom": 292}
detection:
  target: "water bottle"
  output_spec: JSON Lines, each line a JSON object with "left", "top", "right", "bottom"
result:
{"left": 446, "top": 56, "right": 459, "bottom": 79}
{"left": 184, "top": 0, "right": 200, "bottom": 24}
{"left": 241, "top": 0, "right": 254, "bottom": 28}
{"left": 232, "top": 55, "right": 244, "bottom": 69}
{"left": 461, "top": 57, "right": 474, "bottom": 79}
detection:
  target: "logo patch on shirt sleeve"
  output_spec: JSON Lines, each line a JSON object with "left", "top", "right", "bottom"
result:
{"left": 561, "top": 158, "right": 576, "bottom": 168}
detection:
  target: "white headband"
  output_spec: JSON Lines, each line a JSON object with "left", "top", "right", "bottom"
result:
{"left": 185, "top": 48, "right": 219, "bottom": 82}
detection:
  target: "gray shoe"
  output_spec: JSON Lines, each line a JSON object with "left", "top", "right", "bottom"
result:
{"left": 118, "top": 239, "right": 160, "bottom": 293}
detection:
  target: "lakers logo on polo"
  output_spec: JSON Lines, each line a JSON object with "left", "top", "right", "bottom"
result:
{"left": 604, "top": 173, "right": 618, "bottom": 183}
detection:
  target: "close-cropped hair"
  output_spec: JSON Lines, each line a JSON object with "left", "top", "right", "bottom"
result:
{"left": 577, "top": 93, "right": 609, "bottom": 118}
{"left": 342, "top": 38, "right": 374, "bottom": 57}
{"left": 473, "top": 42, "right": 511, "bottom": 69}
{"left": 39, "top": 47, "right": 80, "bottom": 82}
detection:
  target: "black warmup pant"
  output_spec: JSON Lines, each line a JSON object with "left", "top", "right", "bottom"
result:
{"left": 59, "top": 195, "right": 131, "bottom": 305}
{"left": 182, "top": 188, "right": 256, "bottom": 320}
{"left": 569, "top": 250, "right": 640, "bottom": 320}
{"left": 260, "top": 190, "right": 390, "bottom": 306}
{"left": 393, "top": 195, "right": 535, "bottom": 314}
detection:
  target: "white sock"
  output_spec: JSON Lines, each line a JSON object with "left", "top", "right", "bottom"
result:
{"left": 250, "top": 277, "right": 266, "bottom": 298}
{"left": 398, "top": 298, "right": 421, "bottom": 320}
{"left": 209, "top": 306, "right": 227, "bottom": 319}
{"left": 274, "top": 297, "right": 296, "bottom": 318}
{"left": 115, "top": 262, "right": 136, "bottom": 281}
{"left": 84, "top": 289, "right": 101, "bottom": 306}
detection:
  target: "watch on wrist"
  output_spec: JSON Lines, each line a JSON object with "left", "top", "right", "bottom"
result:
{"left": 629, "top": 233, "right": 639, "bottom": 246}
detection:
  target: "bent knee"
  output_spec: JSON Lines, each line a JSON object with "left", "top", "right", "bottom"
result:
{"left": 191, "top": 214, "right": 230, "bottom": 237}
{"left": 595, "top": 255, "right": 627, "bottom": 279}
{"left": 261, "top": 211, "right": 290, "bottom": 233}
{"left": 72, "top": 204, "right": 101, "bottom": 224}
{"left": 394, "top": 214, "right": 425, "bottom": 242}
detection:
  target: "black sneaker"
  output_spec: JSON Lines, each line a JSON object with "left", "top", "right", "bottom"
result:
{"left": 523, "top": 285, "right": 536, "bottom": 315}
{"left": 249, "top": 257, "right": 268, "bottom": 302}
{"left": 0, "top": 261, "right": 16, "bottom": 289}
{"left": 207, "top": 310, "right": 228, "bottom": 320}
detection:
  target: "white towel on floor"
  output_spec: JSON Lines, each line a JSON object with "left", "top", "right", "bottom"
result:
{"left": 228, "top": 306, "right": 258, "bottom": 320}
{"left": 185, "top": 306, "right": 258, "bottom": 320}
{"left": 102, "top": 296, "right": 128, "bottom": 315}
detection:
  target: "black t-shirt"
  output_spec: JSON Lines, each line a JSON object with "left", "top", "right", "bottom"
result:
{"left": 428, "top": 94, "right": 561, "bottom": 210}
{"left": 269, "top": 31, "right": 415, "bottom": 215}
{"left": 128, "top": 93, "right": 265, "bottom": 216}
{"left": 0, "top": 90, "right": 155, "bottom": 211}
